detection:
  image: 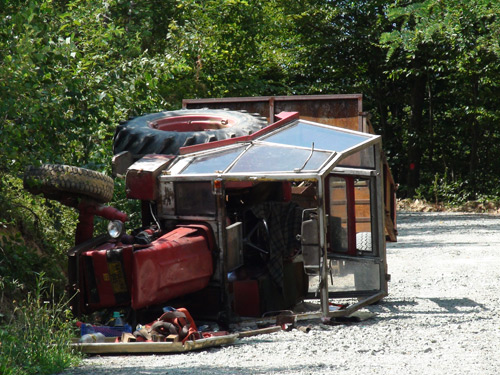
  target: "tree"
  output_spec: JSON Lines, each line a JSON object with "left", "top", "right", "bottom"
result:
{"left": 261, "top": 1, "right": 411, "bottom": 186}
{"left": 381, "top": 0, "right": 500, "bottom": 198}
{"left": 163, "top": 0, "right": 290, "bottom": 98}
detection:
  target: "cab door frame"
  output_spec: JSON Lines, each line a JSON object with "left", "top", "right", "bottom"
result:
{"left": 316, "top": 147, "right": 388, "bottom": 317}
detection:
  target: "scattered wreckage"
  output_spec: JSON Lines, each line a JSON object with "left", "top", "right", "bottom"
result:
{"left": 24, "top": 95, "right": 396, "bottom": 353}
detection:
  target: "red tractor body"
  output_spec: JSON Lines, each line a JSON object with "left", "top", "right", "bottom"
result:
{"left": 26, "top": 95, "right": 394, "bottom": 324}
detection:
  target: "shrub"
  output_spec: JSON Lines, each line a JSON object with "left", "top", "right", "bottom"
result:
{"left": 0, "top": 273, "right": 81, "bottom": 375}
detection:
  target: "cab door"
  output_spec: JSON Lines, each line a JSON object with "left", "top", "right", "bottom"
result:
{"left": 324, "top": 173, "right": 387, "bottom": 299}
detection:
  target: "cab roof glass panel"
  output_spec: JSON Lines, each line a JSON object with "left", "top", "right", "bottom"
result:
{"left": 175, "top": 119, "right": 378, "bottom": 176}
{"left": 228, "top": 144, "right": 332, "bottom": 173}
{"left": 260, "top": 121, "right": 371, "bottom": 152}
{"left": 180, "top": 146, "right": 245, "bottom": 174}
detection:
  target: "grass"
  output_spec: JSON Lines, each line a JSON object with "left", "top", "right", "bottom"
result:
{"left": 0, "top": 178, "right": 82, "bottom": 374}
{"left": 0, "top": 273, "right": 81, "bottom": 375}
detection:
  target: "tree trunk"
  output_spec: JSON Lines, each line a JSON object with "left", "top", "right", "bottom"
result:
{"left": 406, "top": 63, "right": 427, "bottom": 197}
{"left": 468, "top": 76, "right": 480, "bottom": 182}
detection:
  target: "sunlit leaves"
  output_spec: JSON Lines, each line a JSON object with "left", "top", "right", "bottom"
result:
{"left": 1, "top": 0, "right": 500, "bottom": 205}
{"left": 381, "top": 0, "right": 500, "bottom": 197}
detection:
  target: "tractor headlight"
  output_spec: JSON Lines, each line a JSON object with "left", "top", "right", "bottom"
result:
{"left": 107, "top": 220, "right": 124, "bottom": 239}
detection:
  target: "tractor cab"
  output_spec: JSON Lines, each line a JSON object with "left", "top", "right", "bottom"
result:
{"left": 134, "top": 111, "right": 388, "bottom": 318}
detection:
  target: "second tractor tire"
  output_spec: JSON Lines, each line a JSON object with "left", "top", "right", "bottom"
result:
{"left": 113, "top": 109, "right": 268, "bottom": 156}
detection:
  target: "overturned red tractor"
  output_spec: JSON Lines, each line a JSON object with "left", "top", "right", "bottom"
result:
{"left": 25, "top": 95, "right": 395, "bottom": 323}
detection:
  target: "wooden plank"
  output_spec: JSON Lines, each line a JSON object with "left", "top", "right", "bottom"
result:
{"left": 355, "top": 223, "right": 371, "bottom": 233}
{"left": 72, "top": 334, "right": 239, "bottom": 355}
{"left": 355, "top": 204, "right": 371, "bottom": 218}
{"left": 385, "top": 211, "right": 397, "bottom": 242}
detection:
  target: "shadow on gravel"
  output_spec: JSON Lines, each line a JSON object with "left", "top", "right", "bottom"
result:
{"left": 428, "top": 297, "right": 488, "bottom": 312}
{"left": 397, "top": 212, "right": 500, "bottom": 233}
{"left": 372, "top": 297, "right": 487, "bottom": 315}
{"left": 389, "top": 212, "right": 500, "bottom": 249}
{"left": 65, "top": 362, "right": 342, "bottom": 375}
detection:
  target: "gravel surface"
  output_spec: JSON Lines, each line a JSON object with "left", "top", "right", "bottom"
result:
{"left": 61, "top": 211, "right": 500, "bottom": 375}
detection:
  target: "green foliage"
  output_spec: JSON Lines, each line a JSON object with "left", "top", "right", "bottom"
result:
{"left": 1, "top": 1, "right": 500, "bottom": 371}
{"left": 0, "top": 175, "right": 77, "bottom": 255}
{"left": 0, "top": 231, "right": 56, "bottom": 295}
{"left": 0, "top": 0, "right": 180, "bottom": 176}
{"left": 415, "top": 171, "right": 472, "bottom": 205}
{"left": 380, "top": 0, "right": 500, "bottom": 197}
{"left": 164, "top": 0, "right": 290, "bottom": 97}
{"left": 0, "top": 273, "right": 80, "bottom": 375}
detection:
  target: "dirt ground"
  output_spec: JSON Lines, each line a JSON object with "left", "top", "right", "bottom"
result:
{"left": 61, "top": 210, "right": 500, "bottom": 375}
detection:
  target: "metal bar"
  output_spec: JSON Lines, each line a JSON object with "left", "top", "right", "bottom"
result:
{"left": 374, "top": 143, "right": 389, "bottom": 294}
{"left": 326, "top": 254, "right": 383, "bottom": 263}
{"left": 316, "top": 175, "right": 330, "bottom": 317}
{"left": 159, "top": 174, "right": 321, "bottom": 182}
{"left": 269, "top": 96, "right": 275, "bottom": 123}
{"left": 331, "top": 167, "right": 377, "bottom": 177}
{"left": 237, "top": 325, "right": 282, "bottom": 338}
{"left": 295, "top": 142, "right": 315, "bottom": 173}
{"left": 248, "top": 290, "right": 387, "bottom": 325}
{"left": 183, "top": 94, "right": 363, "bottom": 106}
{"left": 327, "top": 291, "right": 387, "bottom": 318}
{"left": 345, "top": 176, "right": 357, "bottom": 256}
{"left": 216, "top": 188, "right": 231, "bottom": 315}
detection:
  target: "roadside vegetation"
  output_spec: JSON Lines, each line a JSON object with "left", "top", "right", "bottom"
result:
{"left": 1, "top": 0, "right": 499, "bottom": 373}
{"left": 0, "top": 274, "right": 80, "bottom": 375}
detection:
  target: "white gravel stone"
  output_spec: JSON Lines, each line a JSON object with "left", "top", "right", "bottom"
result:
{"left": 61, "top": 211, "right": 500, "bottom": 375}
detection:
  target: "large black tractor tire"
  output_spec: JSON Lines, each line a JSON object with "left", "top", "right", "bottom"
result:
{"left": 24, "top": 164, "right": 114, "bottom": 204}
{"left": 113, "top": 109, "right": 268, "bottom": 156}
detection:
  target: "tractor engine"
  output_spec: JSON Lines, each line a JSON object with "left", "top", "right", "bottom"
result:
{"left": 76, "top": 224, "right": 214, "bottom": 313}
{"left": 71, "top": 155, "right": 215, "bottom": 315}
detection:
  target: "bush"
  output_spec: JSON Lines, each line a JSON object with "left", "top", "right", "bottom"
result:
{"left": 415, "top": 171, "right": 474, "bottom": 206}
{"left": 0, "top": 273, "right": 81, "bottom": 375}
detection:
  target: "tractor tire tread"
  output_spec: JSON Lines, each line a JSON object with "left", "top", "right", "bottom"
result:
{"left": 24, "top": 164, "right": 114, "bottom": 203}
{"left": 113, "top": 109, "right": 268, "bottom": 156}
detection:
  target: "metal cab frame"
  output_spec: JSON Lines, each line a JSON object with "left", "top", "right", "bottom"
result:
{"left": 157, "top": 111, "right": 388, "bottom": 318}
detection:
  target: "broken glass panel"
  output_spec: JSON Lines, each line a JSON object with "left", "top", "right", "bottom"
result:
{"left": 229, "top": 144, "right": 331, "bottom": 173}
{"left": 262, "top": 121, "right": 370, "bottom": 152}
{"left": 181, "top": 146, "right": 245, "bottom": 174}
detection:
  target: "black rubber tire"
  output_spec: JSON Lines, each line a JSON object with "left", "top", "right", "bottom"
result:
{"left": 24, "top": 164, "right": 114, "bottom": 204}
{"left": 113, "top": 109, "right": 268, "bottom": 156}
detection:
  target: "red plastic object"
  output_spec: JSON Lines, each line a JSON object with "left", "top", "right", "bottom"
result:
{"left": 125, "top": 154, "right": 174, "bottom": 200}
{"left": 131, "top": 225, "right": 214, "bottom": 309}
{"left": 81, "top": 246, "right": 134, "bottom": 311}
{"left": 75, "top": 202, "right": 128, "bottom": 245}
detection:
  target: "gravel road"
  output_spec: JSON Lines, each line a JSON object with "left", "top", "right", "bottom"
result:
{"left": 61, "top": 211, "right": 500, "bottom": 375}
